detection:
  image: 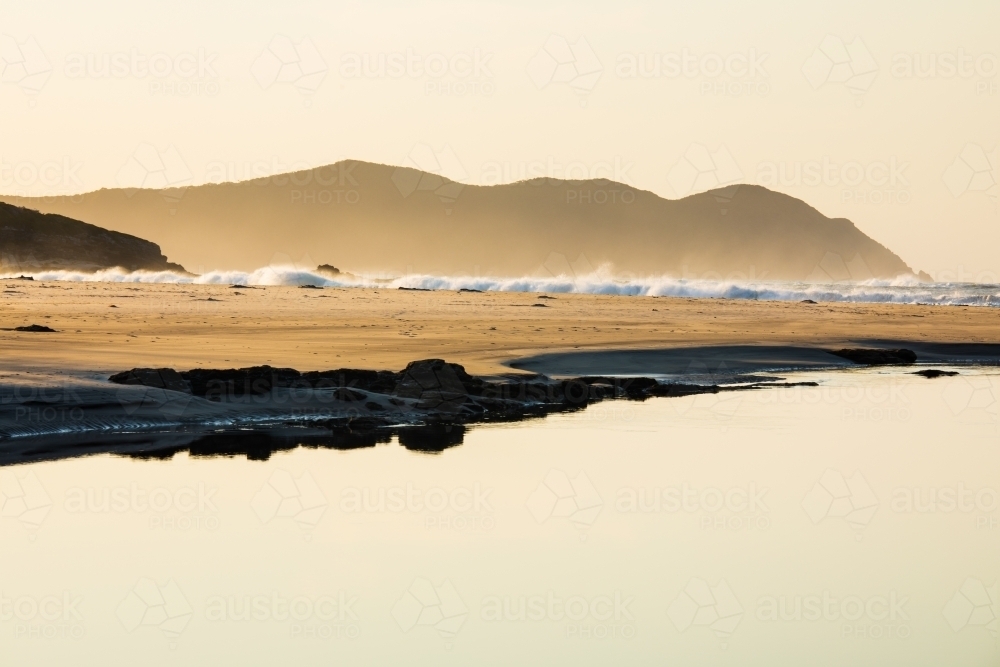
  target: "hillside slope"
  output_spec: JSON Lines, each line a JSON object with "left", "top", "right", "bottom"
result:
{"left": 0, "top": 202, "right": 186, "bottom": 274}
{"left": 1, "top": 161, "right": 914, "bottom": 280}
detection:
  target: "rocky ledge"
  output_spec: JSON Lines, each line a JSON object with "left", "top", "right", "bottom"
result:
{"left": 108, "top": 359, "right": 816, "bottom": 455}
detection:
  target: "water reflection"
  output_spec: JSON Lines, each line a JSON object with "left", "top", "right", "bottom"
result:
{"left": 2, "top": 368, "right": 998, "bottom": 665}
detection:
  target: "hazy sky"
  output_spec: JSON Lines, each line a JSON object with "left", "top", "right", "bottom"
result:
{"left": 2, "top": 0, "right": 998, "bottom": 278}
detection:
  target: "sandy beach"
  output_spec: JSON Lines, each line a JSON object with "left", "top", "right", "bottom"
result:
{"left": 3, "top": 281, "right": 1000, "bottom": 377}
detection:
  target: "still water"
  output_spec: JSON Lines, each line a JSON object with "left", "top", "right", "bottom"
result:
{"left": 3, "top": 368, "right": 998, "bottom": 665}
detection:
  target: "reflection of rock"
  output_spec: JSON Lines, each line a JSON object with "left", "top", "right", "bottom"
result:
{"left": 829, "top": 348, "right": 916, "bottom": 365}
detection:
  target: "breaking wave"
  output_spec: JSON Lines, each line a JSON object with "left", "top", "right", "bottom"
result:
{"left": 4, "top": 266, "right": 1000, "bottom": 307}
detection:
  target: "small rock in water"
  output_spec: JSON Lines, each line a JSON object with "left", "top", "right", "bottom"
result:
{"left": 913, "top": 369, "right": 959, "bottom": 378}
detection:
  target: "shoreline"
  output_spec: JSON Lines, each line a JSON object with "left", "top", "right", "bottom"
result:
{"left": 2, "top": 344, "right": 997, "bottom": 465}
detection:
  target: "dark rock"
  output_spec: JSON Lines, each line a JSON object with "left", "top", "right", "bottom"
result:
{"left": 14, "top": 324, "right": 57, "bottom": 332}
{"left": 365, "top": 401, "right": 385, "bottom": 411}
{"left": 180, "top": 366, "right": 302, "bottom": 399}
{"left": 393, "top": 359, "right": 483, "bottom": 414}
{"left": 801, "top": 299, "right": 817, "bottom": 304}
{"left": 397, "top": 360, "right": 484, "bottom": 393}
{"left": 458, "top": 288, "right": 482, "bottom": 293}
{"left": 109, "top": 368, "right": 191, "bottom": 393}
{"left": 299, "top": 285, "right": 322, "bottom": 289}
{"left": 537, "top": 295, "right": 556, "bottom": 299}
{"left": 398, "top": 286, "right": 431, "bottom": 291}
{"left": 531, "top": 303, "right": 549, "bottom": 307}
{"left": 829, "top": 348, "right": 917, "bottom": 365}
{"left": 913, "top": 369, "right": 959, "bottom": 378}
{"left": 14, "top": 275, "right": 34, "bottom": 280}
{"left": 316, "top": 264, "right": 340, "bottom": 275}
{"left": 301, "top": 369, "right": 398, "bottom": 394}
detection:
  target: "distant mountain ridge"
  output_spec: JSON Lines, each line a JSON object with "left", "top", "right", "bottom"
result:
{"left": 1, "top": 160, "right": 916, "bottom": 280}
{"left": 0, "top": 201, "right": 186, "bottom": 274}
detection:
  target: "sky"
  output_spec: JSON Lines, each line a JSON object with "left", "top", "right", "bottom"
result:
{"left": 2, "top": 0, "right": 998, "bottom": 279}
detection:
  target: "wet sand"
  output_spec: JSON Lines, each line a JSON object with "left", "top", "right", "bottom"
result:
{"left": 2, "top": 281, "right": 999, "bottom": 377}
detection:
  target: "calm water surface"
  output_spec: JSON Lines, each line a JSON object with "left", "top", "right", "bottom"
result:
{"left": 3, "top": 367, "right": 998, "bottom": 665}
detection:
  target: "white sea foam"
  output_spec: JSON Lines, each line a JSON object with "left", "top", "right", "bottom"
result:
{"left": 4, "top": 266, "right": 999, "bottom": 307}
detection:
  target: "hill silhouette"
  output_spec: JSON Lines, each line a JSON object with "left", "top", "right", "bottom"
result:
{"left": 1, "top": 160, "right": 915, "bottom": 280}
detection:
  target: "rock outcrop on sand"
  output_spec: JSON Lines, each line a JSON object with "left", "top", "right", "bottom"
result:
{"left": 0, "top": 201, "right": 187, "bottom": 274}
{"left": 13, "top": 324, "right": 58, "bottom": 332}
